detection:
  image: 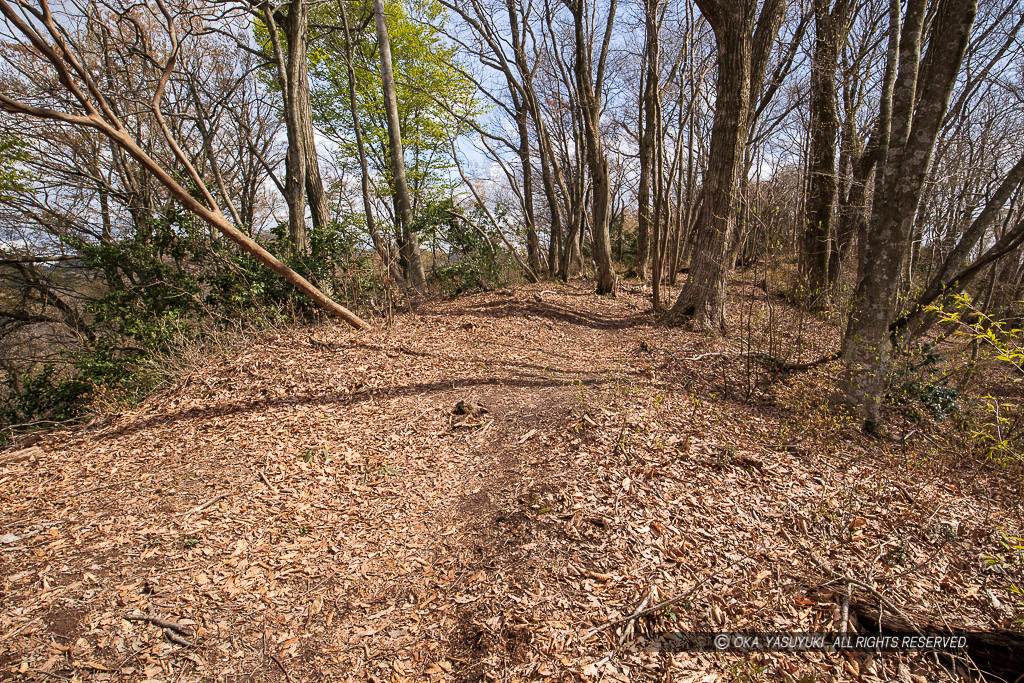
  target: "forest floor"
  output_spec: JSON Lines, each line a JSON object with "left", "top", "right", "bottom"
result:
{"left": 1, "top": 278, "right": 1023, "bottom": 683}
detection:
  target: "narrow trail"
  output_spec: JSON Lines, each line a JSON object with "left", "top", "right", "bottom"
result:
{"left": 1, "top": 282, "right": 1020, "bottom": 682}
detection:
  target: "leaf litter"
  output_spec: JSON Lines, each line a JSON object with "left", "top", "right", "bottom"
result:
{"left": 1, "top": 280, "right": 1021, "bottom": 682}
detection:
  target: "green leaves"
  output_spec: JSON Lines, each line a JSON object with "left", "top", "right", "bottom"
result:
{"left": 0, "top": 135, "right": 28, "bottom": 202}
{"left": 926, "top": 294, "right": 1024, "bottom": 464}
{"left": 306, "top": 0, "right": 477, "bottom": 213}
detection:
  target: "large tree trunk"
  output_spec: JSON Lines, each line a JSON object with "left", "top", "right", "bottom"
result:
{"left": 372, "top": 0, "right": 426, "bottom": 290}
{"left": 665, "top": 0, "right": 784, "bottom": 332}
{"left": 589, "top": 150, "right": 617, "bottom": 294}
{"left": 837, "top": 0, "right": 977, "bottom": 428}
{"left": 644, "top": 0, "right": 665, "bottom": 308}
{"left": 635, "top": 52, "right": 653, "bottom": 281}
{"left": 665, "top": 10, "right": 748, "bottom": 332}
{"left": 262, "top": 1, "right": 307, "bottom": 254}
{"left": 540, "top": 129, "right": 563, "bottom": 274}
{"left": 515, "top": 107, "right": 542, "bottom": 273}
{"left": 800, "top": 0, "right": 852, "bottom": 300}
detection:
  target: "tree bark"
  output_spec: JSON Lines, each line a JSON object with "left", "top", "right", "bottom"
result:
{"left": 635, "top": 48, "right": 652, "bottom": 280}
{"left": 341, "top": 5, "right": 403, "bottom": 283}
{"left": 282, "top": 0, "right": 331, "bottom": 235}
{"left": 262, "top": 1, "right": 307, "bottom": 254}
{"left": 372, "top": 0, "right": 426, "bottom": 289}
{"left": 800, "top": 0, "right": 853, "bottom": 300}
{"left": 665, "top": 0, "right": 785, "bottom": 332}
{"left": 569, "top": 0, "right": 618, "bottom": 295}
{"left": 665, "top": 0, "right": 783, "bottom": 332}
{"left": 837, "top": 0, "right": 978, "bottom": 428}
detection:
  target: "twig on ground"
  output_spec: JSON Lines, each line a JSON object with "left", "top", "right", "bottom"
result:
{"left": 184, "top": 493, "right": 228, "bottom": 521}
{"left": 272, "top": 654, "right": 293, "bottom": 682}
{"left": 164, "top": 628, "right": 196, "bottom": 647}
{"left": 257, "top": 470, "right": 277, "bottom": 494}
{"left": 125, "top": 612, "right": 191, "bottom": 635}
{"left": 584, "top": 553, "right": 752, "bottom": 640}
{"left": 805, "top": 551, "right": 922, "bottom": 635}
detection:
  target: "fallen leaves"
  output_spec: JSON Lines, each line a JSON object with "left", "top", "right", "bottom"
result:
{"left": 0, "top": 281, "right": 1018, "bottom": 682}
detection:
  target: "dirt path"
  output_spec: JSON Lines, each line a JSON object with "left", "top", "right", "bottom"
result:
{"left": 1, "top": 282, "right": 1021, "bottom": 682}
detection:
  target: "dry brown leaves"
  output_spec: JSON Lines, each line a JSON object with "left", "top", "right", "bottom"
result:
{"left": 1, "top": 279, "right": 1021, "bottom": 682}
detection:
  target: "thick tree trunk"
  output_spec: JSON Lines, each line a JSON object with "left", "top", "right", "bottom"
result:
{"left": 515, "top": 108, "right": 542, "bottom": 273}
{"left": 837, "top": 0, "right": 977, "bottom": 428}
{"left": 665, "top": 13, "right": 750, "bottom": 332}
{"left": 635, "top": 55, "right": 652, "bottom": 280}
{"left": 665, "top": 0, "right": 784, "bottom": 331}
{"left": 801, "top": 0, "right": 852, "bottom": 300}
{"left": 589, "top": 151, "right": 617, "bottom": 294}
{"left": 262, "top": 1, "right": 307, "bottom": 254}
{"left": 645, "top": 0, "right": 665, "bottom": 309}
{"left": 283, "top": 1, "right": 330, "bottom": 235}
{"left": 373, "top": 0, "right": 426, "bottom": 289}
{"left": 540, "top": 135, "right": 563, "bottom": 274}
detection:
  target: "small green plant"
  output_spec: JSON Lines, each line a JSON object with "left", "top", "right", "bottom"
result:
{"left": 183, "top": 535, "right": 201, "bottom": 549}
{"left": 890, "top": 341, "right": 960, "bottom": 420}
{"left": 302, "top": 446, "right": 329, "bottom": 463}
{"left": 982, "top": 529, "right": 1024, "bottom": 623}
{"left": 360, "top": 459, "right": 399, "bottom": 484}
{"left": 930, "top": 294, "right": 1024, "bottom": 466}
{"left": 726, "top": 659, "right": 767, "bottom": 682}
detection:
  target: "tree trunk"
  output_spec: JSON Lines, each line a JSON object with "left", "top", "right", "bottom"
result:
{"left": 372, "top": 0, "right": 425, "bottom": 289}
{"left": 665, "top": 9, "right": 748, "bottom": 331}
{"left": 341, "top": 5, "right": 403, "bottom": 283}
{"left": 664, "top": 0, "right": 784, "bottom": 332}
{"left": 635, "top": 51, "right": 652, "bottom": 280}
{"left": 282, "top": 0, "right": 331, "bottom": 235}
{"left": 570, "top": 0, "right": 617, "bottom": 295}
{"left": 837, "top": 0, "right": 977, "bottom": 428}
{"left": 801, "top": 0, "right": 852, "bottom": 300}
{"left": 516, "top": 106, "right": 542, "bottom": 273}
{"left": 262, "top": 1, "right": 307, "bottom": 254}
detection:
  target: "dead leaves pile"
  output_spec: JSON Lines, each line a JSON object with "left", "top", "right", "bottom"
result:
{"left": 1, "top": 281, "right": 1022, "bottom": 682}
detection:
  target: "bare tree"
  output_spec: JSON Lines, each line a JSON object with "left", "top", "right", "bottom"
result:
{"left": 836, "top": 0, "right": 978, "bottom": 427}
{"left": 799, "top": 0, "right": 854, "bottom": 300}
{"left": 0, "top": 0, "right": 369, "bottom": 328}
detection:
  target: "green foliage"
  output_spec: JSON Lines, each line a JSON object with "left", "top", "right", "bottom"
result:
{"left": 983, "top": 529, "right": 1024, "bottom": 624}
{"left": 305, "top": 0, "right": 477, "bottom": 217}
{"left": 891, "top": 341, "right": 960, "bottom": 420}
{"left": 427, "top": 202, "right": 512, "bottom": 294}
{"left": 929, "top": 293, "right": 1024, "bottom": 466}
{"left": 1, "top": 206, "right": 368, "bottom": 444}
{"left": 0, "top": 365, "right": 93, "bottom": 434}
{"left": 0, "top": 135, "right": 28, "bottom": 202}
